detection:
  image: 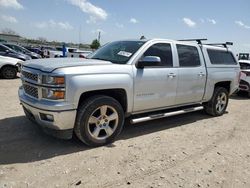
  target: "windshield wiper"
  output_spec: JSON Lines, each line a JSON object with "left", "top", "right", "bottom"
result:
{"left": 90, "top": 57, "right": 108, "bottom": 61}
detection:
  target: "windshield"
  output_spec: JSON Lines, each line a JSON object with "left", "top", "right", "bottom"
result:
{"left": 88, "top": 41, "right": 146, "bottom": 64}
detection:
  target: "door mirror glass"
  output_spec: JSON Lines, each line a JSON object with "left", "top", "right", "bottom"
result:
{"left": 137, "top": 56, "right": 161, "bottom": 68}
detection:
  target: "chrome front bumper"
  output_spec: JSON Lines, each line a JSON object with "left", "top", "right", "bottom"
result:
{"left": 19, "top": 87, "right": 77, "bottom": 132}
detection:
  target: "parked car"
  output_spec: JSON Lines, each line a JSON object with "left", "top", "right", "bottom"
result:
{"left": 0, "top": 43, "right": 31, "bottom": 61}
{"left": 19, "top": 38, "right": 240, "bottom": 146}
{"left": 238, "top": 60, "right": 250, "bottom": 97}
{"left": 3, "top": 43, "right": 41, "bottom": 59}
{"left": 0, "top": 55, "right": 23, "bottom": 79}
{"left": 24, "top": 46, "right": 43, "bottom": 57}
{"left": 40, "top": 46, "right": 62, "bottom": 58}
{"left": 55, "top": 47, "right": 92, "bottom": 58}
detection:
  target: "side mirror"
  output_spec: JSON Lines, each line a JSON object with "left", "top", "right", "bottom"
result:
{"left": 136, "top": 56, "right": 161, "bottom": 68}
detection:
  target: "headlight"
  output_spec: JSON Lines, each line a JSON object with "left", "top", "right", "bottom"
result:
{"left": 42, "top": 88, "right": 65, "bottom": 100}
{"left": 42, "top": 75, "right": 65, "bottom": 85}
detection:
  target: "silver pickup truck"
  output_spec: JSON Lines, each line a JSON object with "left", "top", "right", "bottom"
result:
{"left": 19, "top": 38, "right": 240, "bottom": 146}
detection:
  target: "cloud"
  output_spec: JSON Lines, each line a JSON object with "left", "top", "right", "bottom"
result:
{"left": 0, "top": 0, "right": 23, "bottom": 9}
{"left": 235, "top": 20, "right": 250, "bottom": 29}
{"left": 116, "top": 23, "right": 124, "bottom": 28}
{"left": 34, "top": 20, "right": 73, "bottom": 30}
{"left": 200, "top": 18, "right": 205, "bottom": 23}
{"left": 1, "top": 15, "right": 18, "bottom": 23}
{"left": 207, "top": 18, "right": 216, "bottom": 25}
{"left": 68, "top": 0, "right": 107, "bottom": 24}
{"left": 130, "top": 18, "right": 138, "bottom": 24}
{"left": 183, "top": 17, "right": 196, "bottom": 28}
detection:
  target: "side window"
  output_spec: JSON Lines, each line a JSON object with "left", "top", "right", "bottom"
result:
{"left": 177, "top": 44, "right": 201, "bottom": 67}
{"left": 0, "top": 45, "right": 7, "bottom": 52}
{"left": 143, "top": 43, "right": 173, "bottom": 67}
{"left": 207, "top": 49, "right": 237, "bottom": 65}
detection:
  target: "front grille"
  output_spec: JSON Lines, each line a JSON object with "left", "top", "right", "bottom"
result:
{"left": 22, "top": 71, "right": 38, "bottom": 82}
{"left": 23, "top": 84, "right": 38, "bottom": 98}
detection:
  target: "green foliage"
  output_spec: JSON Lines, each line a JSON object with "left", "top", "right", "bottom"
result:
{"left": 90, "top": 39, "right": 100, "bottom": 49}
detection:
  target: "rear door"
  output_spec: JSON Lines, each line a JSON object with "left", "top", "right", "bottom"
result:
{"left": 174, "top": 44, "right": 207, "bottom": 105}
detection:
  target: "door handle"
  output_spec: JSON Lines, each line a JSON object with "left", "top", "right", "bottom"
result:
{"left": 167, "top": 73, "right": 176, "bottom": 78}
{"left": 198, "top": 72, "right": 205, "bottom": 77}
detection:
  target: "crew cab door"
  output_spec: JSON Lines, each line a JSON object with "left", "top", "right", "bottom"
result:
{"left": 133, "top": 42, "right": 178, "bottom": 112}
{"left": 174, "top": 43, "right": 207, "bottom": 105}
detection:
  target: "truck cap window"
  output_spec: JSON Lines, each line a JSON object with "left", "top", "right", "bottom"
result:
{"left": 88, "top": 41, "right": 145, "bottom": 64}
{"left": 177, "top": 44, "right": 201, "bottom": 67}
{"left": 143, "top": 43, "right": 173, "bottom": 67}
{"left": 207, "top": 49, "right": 237, "bottom": 65}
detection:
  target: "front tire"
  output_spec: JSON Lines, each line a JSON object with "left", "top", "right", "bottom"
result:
{"left": 74, "top": 95, "right": 124, "bottom": 147}
{"left": 1, "top": 66, "right": 17, "bottom": 79}
{"left": 204, "top": 87, "right": 229, "bottom": 116}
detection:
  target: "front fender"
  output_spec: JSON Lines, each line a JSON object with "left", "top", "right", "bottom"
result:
{"left": 67, "top": 73, "right": 134, "bottom": 113}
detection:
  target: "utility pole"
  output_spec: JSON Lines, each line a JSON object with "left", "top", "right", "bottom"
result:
{"left": 98, "top": 31, "right": 101, "bottom": 43}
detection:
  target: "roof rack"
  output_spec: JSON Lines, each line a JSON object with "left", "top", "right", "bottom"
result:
{"left": 178, "top": 38, "right": 207, "bottom": 45}
{"left": 205, "top": 42, "right": 233, "bottom": 48}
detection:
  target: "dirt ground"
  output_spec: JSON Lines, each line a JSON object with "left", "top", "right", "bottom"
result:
{"left": 0, "top": 78, "right": 250, "bottom": 188}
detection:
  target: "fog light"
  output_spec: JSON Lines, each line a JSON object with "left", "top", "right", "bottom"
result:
{"left": 40, "top": 113, "right": 54, "bottom": 122}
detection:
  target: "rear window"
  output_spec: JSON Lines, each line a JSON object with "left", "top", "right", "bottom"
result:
{"left": 207, "top": 49, "right": 237, "bottom": 65}
{"left": 177, "top": 44, "right": 201, "bottom": 67}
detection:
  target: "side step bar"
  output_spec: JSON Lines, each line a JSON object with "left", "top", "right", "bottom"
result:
{"left": 131, "top": 106, "right": 204, "bottom": 124}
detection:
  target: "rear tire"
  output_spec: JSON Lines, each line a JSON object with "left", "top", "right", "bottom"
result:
{"left": 74, "top": 95, "right": 124, "bottom": 147}
{"left": 1, "top": 66, "right": 17, "bottom": 79}
{"left": 204, "top": 87, "right": 229, "bottom": 116}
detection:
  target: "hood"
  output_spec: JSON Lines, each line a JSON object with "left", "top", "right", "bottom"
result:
{"left": 23, "top": 58, "right": 113, "bottom": 72}
{"left": 0, "top": 55, "right": 23, "bottom": 65}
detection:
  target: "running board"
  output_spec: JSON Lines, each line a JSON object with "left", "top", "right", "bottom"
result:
{"left": 131, "top": 106, "right": 204, "bottom": 124}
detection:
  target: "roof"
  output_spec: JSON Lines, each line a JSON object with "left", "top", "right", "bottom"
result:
{"left": 0, "top": 33, "right": 20, "bottom": 38}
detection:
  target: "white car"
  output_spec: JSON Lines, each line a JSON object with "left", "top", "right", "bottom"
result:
{"left": 239, "top": 60, "right": 250, "bottom": 97}
{"left": 0, "top": 55, "right": 23, "bottom": 79}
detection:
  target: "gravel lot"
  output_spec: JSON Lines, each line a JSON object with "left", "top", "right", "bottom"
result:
{"left": 0, "top": 78, "right": 250, "bottom": 188}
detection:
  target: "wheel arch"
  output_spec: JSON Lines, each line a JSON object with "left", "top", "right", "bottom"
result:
{"left": 214, "top": 81, "right": 231, "bottom": 92}
{"left": 77, "top": 89, "right": 128, "bottom": 113}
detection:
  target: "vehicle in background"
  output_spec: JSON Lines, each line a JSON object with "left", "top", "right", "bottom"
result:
{"left": 0, "top": 44, "right": 31, "bottom": 61}
{"left": 0, "top": 55, "right": 23, "bottom": 79}
{"left": 56, "top": 47, "right": 92, "bottom": 58}
{"left": 3, "top": 43, "right": 41, "bottom": 59}
{"left": 24, "top": 46, "right": 43, "bottom": 57}
{"left": 42, "top": 46, "right": 63, "bottom": 58}
{"left": 19, "top": 38, "right": 240, "bottom": 146}
{"left": 238, "top": 60, "right": 250, "bottom": 97}
{"left": 238, "top": 53, "right": 249, "bottom": 60}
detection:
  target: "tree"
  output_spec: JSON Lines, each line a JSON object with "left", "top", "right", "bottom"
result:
{"left": 1, "top": 28, "right": 19, "bottom": 35}
{"left": 90, "top": 39, "right": 100, "bottom": 49}
{"left": 37, "top": 37, "right": 47, "bottom": 43}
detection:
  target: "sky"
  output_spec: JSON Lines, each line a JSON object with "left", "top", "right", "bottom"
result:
{"left": 0, "top": 0, "right": 250, "bottom": 53}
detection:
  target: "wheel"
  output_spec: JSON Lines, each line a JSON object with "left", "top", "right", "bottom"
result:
{"left": 1, "top": 66, "right": 17, "bottom": 79}
{"left": 74, "top": 95, "right": 125, "bottom": 147}
{"left": 204, "top": 87, "right": 229, "bottom": 116}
